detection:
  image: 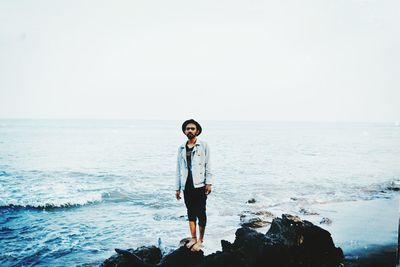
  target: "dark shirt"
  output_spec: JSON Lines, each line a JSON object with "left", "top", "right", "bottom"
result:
{"left": 185, "top": 144, "right": 194, "bottom": 191}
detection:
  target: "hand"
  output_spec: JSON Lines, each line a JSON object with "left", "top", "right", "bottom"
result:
{"left": 175, "top": 190, "right": 181, "bottom": 200}
{"left": 205, "top": 184, "right": 212, "bottom": 195}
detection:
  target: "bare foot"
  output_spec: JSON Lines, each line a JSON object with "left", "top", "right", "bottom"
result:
{"left": 190, "top": 240, "right": 203, "bottom": 251}
{"left": 186, "top": 238, "right": 197, "bottom": 248}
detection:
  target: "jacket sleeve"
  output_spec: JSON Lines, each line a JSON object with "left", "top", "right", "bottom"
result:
{"left": 204, "top": 143, "right": 213, "bottom": 185}
{"left": 175, "top": 147, "right": 181, "bottom": 191}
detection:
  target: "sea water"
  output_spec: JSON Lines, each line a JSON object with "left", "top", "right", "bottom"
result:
{"left": 0, "top": 119, "right": 399, "bottom": 266}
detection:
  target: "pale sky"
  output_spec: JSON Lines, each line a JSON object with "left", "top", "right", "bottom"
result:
{"left": 0, "top": 0, "right": 399, "bottom": 122}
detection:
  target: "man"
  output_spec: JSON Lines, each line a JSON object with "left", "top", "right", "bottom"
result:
{"left": 175, "top": 119, "right": 212, "bottom": 252}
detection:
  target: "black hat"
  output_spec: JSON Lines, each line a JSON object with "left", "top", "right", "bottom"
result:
{"left": 182, "top": 119, "right": 202, "bottom": 135}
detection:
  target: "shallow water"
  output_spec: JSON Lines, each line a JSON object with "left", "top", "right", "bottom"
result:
{"left": 0, "top": 120, "right": 399, "bottom": 266}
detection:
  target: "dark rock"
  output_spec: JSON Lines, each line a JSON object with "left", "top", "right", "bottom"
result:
{"left": 320, "top": 217, "right": 333, "bottom": 225}
{"left": 221, "top": 240, "right": 233, "bottom": 252}
{"left": 386, "top": 186, "right": 400, "bottom": 191}
{"left": 241, "top": 217, "right": 270, "bottom": 228}
{"left": 247, "top": 198, "right": 256, "bottom": 204}
{"left": 197, "top": 250, "right": 246, "bottom": 267}
{"left": 267, "top": 214, "right": 306, "bottom": 247}
{"left": 230, "top": 214, "right": 343, "bottom": 267}
{"left": 100, "top": 246, "right": 161, "bottom": 267}
{"left": 239, "top": 210, "right": 274, "bottom": 228}
{"left": 153, "top": 214, "right": 187, "bottom": 221}
{"left": 157, "top": 246, "right": 204, "bottom": 267}
{"left": 383, "top": 181, "right": 400, "bottom": 192}
{"left": 253, "top": 211, "right": 274, "bottom": 217}
{"left": 179, "top": 237, "right": 192, "bottom": 247}
{"left": 299, "top": 208, "right": 319, "bottom": 215}
{"left": 101, "top": 214, "right": 344, "bottom": 267}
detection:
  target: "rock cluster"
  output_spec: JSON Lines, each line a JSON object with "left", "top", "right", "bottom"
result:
{"left": 101, "top": 214, "right": 344, "bottom": 267}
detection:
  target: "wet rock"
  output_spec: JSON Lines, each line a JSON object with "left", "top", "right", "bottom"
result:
{"left": 197, "top": 250, "right": 246, "bottom": 267}
{"left": 320, "top": 217, "right": 333, "bottom": 225}
{"left": 217, "top": 214, "right": 343, "bottom": 266}
{"left": 239, "top": 210, "right": 274, "bottom": 228}
{"left": 386, "top": 186, "right": 400, "bottom": 191}
{"left": 101, "top": 214, "right": 344, "bottom": 267}
{"left": 179, "top": 237, "right": 192, "bottom": 247}
{"left": 100, "top": 246, "right": 162, "bottom": 267}
{"left": 299, "top": 208, "right": 319, "bottom": 215}
{"left": 153, "top": 214, "right": 187, "bottom": 221}
{"left": 239, "top": 210, "right": 274, "bottom": 219}
{"left": 253, "top": 211, "right": 274, "bottom": 217}
{"left": 247, "top": 198, "right": 256, "bottom": 204}
{"left": 241, "top": 217, "right": 270, "bottom": 228}
{"left": 157, "top": 245, "right": 204, "bottom": 267}
{"left": 383, "top": 181, "right": 400, "bottom": 192}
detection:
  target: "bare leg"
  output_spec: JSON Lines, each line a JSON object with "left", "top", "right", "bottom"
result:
{"left": 186, "top": 220, "right": 197, "bottom": 248}
{"left": 189, "top": 220, "right": 197, "bottom": 239}
{"left": 199, "top": 225, "right": 205, "bottom": 242}
{"left": 191, "top": 224, "right": 205, "bottom": 251}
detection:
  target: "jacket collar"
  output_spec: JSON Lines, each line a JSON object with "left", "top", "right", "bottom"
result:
{"left": 180, "top": 139, "right": 202, "bottom": 149}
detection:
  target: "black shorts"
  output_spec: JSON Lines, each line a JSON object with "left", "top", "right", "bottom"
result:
{"left": 183, "top": 186, "right": 207, "bottom": 227}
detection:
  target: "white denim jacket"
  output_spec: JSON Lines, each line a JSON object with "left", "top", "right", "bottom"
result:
{"left": 175, "top": 140, "right": 212, "bottom": 191}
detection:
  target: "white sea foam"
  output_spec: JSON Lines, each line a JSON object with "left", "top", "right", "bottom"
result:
{"left": 0, "top": 191, "right": 103, "bottom": 209}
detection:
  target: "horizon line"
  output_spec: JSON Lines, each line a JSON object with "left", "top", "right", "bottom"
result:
{"left": 0, "top": 117, "right": 399, "bottom": 124}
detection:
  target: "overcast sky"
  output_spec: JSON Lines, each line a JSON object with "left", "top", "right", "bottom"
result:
{"left": 0, "top": 0, "right": 399, "bottom": 122}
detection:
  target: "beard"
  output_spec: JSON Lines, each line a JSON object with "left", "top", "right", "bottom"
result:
{"left": 186, "top": 132, "right": 196, "bottom": 139}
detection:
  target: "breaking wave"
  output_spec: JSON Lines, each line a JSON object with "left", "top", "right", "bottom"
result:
{"left": 0, "top": 189, "right": 154, "bottom": 210}
{"left": 0, "top": 192, "right": 103, "bottom": 210}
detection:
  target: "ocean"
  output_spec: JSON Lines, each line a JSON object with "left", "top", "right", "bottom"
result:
{"left": 0, "top": 119, "right": 399, "bottom": 266}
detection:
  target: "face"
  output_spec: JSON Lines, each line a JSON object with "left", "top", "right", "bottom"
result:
{"left": 184, "top": 123, "right": 198, "bottom": 139}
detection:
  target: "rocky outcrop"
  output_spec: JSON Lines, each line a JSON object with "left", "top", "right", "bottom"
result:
{"left": 101, "top": 214, "right": 344, "bottom": 267}
{"left": 239, "top": 210, "right": 274, "bottom": 228}
{"left": 101, "top": 246, "right": 162, "bottom": 267}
